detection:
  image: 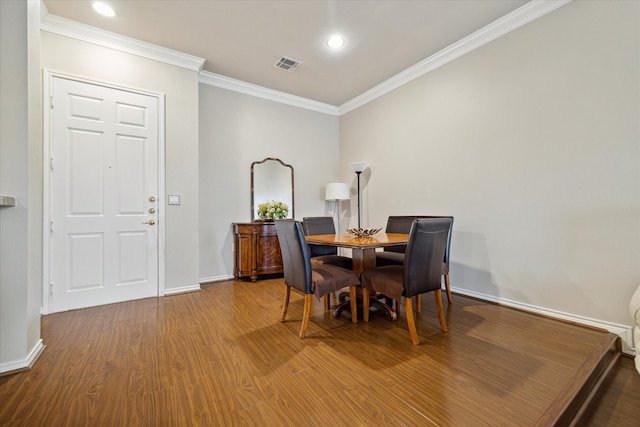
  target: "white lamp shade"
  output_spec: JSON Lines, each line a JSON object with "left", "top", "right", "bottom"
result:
{"left": 349, "top": 162, "right": 368, "bottom": 173}
{"left": 325, "top": 182, "right": 350, "bottom": 201}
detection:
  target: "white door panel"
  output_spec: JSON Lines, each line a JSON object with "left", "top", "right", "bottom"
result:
{"left": 69, "top": 233, "right": 104, "bottom": 290}
{"left": 50, "top": 77, "right": 159, "bottom": 312}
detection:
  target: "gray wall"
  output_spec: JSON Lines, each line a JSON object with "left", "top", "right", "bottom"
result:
{"left": 0, "top": 0, "right": 43, "bottom": 373}
{"left": 339, "top": 0, "right": 639, "bottom": 327}
{"left": 198, "top": 84, "right": 340, "bottom": 281}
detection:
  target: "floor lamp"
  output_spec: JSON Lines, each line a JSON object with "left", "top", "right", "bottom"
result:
{"left": 349, "top": 162, "right": 368, "bottom": 229}
{"left": 325, "top": 182, "right": 350, "bottom": 232}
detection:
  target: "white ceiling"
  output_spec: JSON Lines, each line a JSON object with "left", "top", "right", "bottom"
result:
{"left": 42, "top": 0, "right": 530, "bottom": 106}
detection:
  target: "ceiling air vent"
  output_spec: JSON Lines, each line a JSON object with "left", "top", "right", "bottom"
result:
{"left": 274, "top": 56, "right": 302, "bottom": 72}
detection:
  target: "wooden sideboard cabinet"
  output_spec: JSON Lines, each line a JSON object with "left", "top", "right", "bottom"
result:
{"left": 232, "top": 222, "right": 283, "bottom": 281}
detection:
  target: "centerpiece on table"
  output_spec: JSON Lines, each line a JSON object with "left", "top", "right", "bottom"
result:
{"left": 257, "top": 200, "right": 289, "bottom": 220}
{"left": 346, "top": 227, "right": 382, "bottom": 237}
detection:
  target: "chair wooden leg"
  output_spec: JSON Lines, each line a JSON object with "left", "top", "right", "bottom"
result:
{"left": 434, "top": 289, "right": 448, "bottom": 332}
{"left": 405, "top": 297, "right": 419, "bottom": 345}
{"left": 415, "top": 295, "right": 421, "bottom": 313}
{"left": 299, "top": 294, "right": 312, "bottom": 339}
{"left": 280, "top": 285, "right": 291, "bottom": 322}
{"left": 444, "top": 273, "right": 453, "bottom": 304}
{"left": 363, "top": 288, "right": 370, "bottom": 322}
{"left": 349, "top": 286, "right": 358, "bottom": 323}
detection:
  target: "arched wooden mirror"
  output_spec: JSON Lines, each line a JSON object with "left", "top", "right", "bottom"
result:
{"left": 251, "top": 157, "right": 294, "bottom": 220}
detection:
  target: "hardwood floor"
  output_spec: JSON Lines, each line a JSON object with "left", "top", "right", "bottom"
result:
{"left": 575, "top": 355, "right": 640, "bottom": 426}
{"left": 0, "top": 278, "right": 637, "bottom": 426}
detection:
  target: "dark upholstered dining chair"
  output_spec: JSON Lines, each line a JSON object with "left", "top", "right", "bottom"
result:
{"left": 376, "top": 215, "right": 454, "bottom": 304}
{"left": 275, "top": 220, "right": 360, "bottom": 338}
{"left": 302, "top": 217, "right": 353, "bottom": 270}
{"left": 302, "top": 216, "right": 353, "bottom": 309}
{"left": 361, "top": 218, "right": 451, "bottom": 345}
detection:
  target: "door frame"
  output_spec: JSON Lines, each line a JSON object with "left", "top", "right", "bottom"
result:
{"left": 42, "top": 70, "right": 166, "bottom": 315}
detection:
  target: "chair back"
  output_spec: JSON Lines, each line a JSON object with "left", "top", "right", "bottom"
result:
{"left": 384, "top": 215, "right": 454, "bottom": 265}
{"left": 274, "top": 220, "right": 312, "bottom": 294}
{"left": 302, "top": 216, "right": 338, "bottom": 257}
{"left": 414, "top": 216, "right": 454, "bottom": 266}
{"left": 403, "top": 218, "right": 451, "bottom": 298}
{"left": 383, "top": 216, "right": 417, "bottom": 253}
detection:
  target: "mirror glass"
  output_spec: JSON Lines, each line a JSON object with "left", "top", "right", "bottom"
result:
{"left": 251, "top": 158, "right": 294, "bottom": 220}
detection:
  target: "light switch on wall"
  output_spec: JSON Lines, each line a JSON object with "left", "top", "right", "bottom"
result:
{"left": 168, "top": 195, "right": 180, "bottom": 205}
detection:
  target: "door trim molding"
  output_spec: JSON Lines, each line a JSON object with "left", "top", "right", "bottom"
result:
{"left": 42, "top": 70, "right": 166, "bottom": 314}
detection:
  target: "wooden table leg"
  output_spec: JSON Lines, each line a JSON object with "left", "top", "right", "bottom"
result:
{"left": 351, "top": 248, "right": 376, "bottom": 275}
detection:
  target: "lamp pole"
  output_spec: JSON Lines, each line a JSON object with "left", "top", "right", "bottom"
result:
{"left": 349, "top": 162, "right": 368, "bottom": 230}
{"left": 333, "top": 199, "right": 341, "bottom": 231}
{"left": 325, "top": 182, "right": 350, "bottom": 233}
{"left": 355, "top": 171, "right": 362, "bottom": 229}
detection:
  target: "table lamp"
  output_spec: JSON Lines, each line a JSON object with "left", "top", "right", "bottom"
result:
{"left": 349, "top": 162, "right": 368, "bottom": 228}
{"left": 325, "top": 182, "right": 350, "bottom": 232}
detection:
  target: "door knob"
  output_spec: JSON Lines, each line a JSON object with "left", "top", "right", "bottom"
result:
{"left": 148, "top": 208, "right": 156, "bottom": 214}
{"left": 142, "top": 220, "right": 156, "bottom": 225}
{"left": 148, "top": 196, "right": 156, "bottom": 202}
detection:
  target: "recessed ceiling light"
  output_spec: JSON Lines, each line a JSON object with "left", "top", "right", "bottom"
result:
{"left": 93, "top": 2, "right": 115, "bottom": 17}
{"left": 327, "top": 35, "right": 345, "bottom": 49}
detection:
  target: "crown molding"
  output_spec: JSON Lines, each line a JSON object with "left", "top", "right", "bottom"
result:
{"left": 339, "top": 0, "right": 573, "bottom": 115}
{"left": 39, "top": 1, "right": 570, "bottom": 115}
{"left": 40, "top": 11, "right": 205, "bottom": 72}
{"left": 199, "top": 71, "right": 340, "bottom": 116}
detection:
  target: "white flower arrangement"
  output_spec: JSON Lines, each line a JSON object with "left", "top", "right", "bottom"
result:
{"left": 257, "top": 200, "right": 289, "bottom": 220}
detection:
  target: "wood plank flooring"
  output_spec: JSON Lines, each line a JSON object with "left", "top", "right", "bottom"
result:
{"left": 0, "top": 278, "right": 637, "bottom": 426}
{"left": 575, "top": 355, "right": 640, "bottom": 426}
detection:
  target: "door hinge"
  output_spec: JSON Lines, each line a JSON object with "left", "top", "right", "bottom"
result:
{"left": 50, "top": 95, "right": 54, "bottom": 109}
{"left": 49, "top": 283, "right": 54, "bottom": 295}
{"left": 50, "top": 157, "right": 54, "bottom": 170}
{"left": 50, "top": 220, "right": 54, "bottom": 233}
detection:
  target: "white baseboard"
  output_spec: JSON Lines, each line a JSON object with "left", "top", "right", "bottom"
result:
{"left": 453, "top": 287, "right": 635, "bottom": 356}
{"left": 164, "top": 284, "right": 201, "bottom": 296}
{"left": 0, "top": 339, "right": 46, "bottom": 375}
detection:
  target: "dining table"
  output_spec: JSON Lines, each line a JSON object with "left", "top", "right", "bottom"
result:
{"left": 304, "top": 232, "right": 409, "bottom": 322}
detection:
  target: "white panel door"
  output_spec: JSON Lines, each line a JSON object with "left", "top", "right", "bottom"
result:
{"left": 50, "top": 76, "right": 159, "bottom": 312}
